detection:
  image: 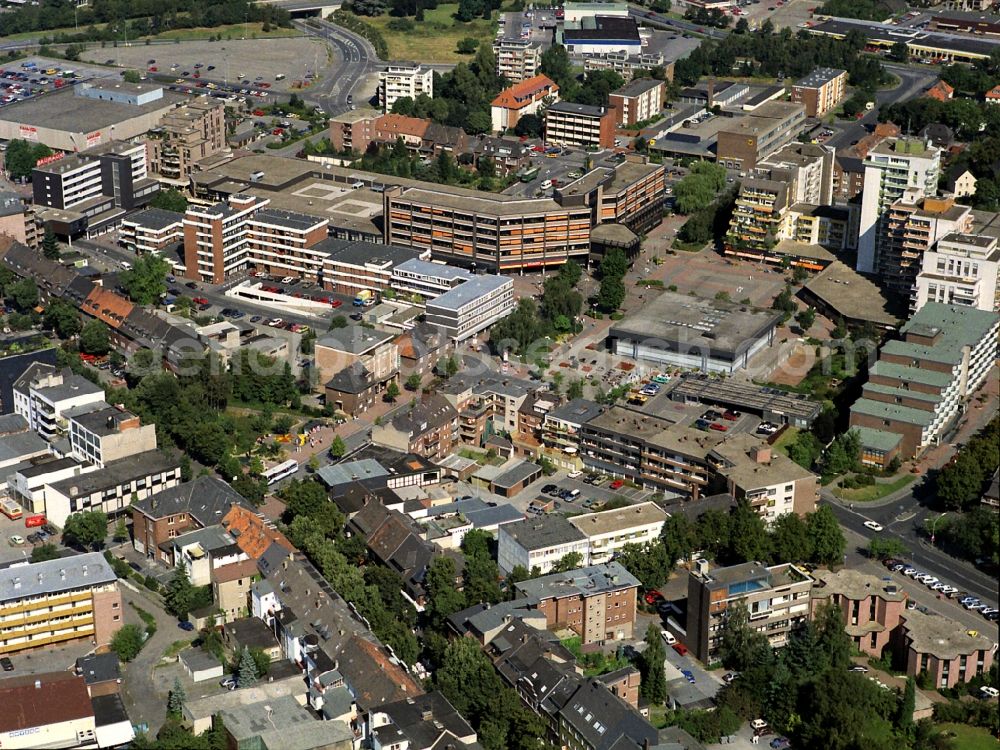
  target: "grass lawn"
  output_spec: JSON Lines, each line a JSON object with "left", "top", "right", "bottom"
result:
{"left": 140, "top": 23, "right": 302, "bottom": 41}
{"left": 933, "top": 723, "right": 1000, "bottom": 750}
{"left": 163, "top": 639, "right": 192, "bottom": 659}
{"left": 365, "top": 5, "right": 495, "bottom": 63}
{"left": 647, "top": 705, "right": 668, "bottom": 729}
{"left": 772, "top": 426, "right": 801, "bottom": 457}
{"left": 832, "top": 473, "right": 916, "bottom": 502}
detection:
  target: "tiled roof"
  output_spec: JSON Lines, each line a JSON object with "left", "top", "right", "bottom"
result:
{"left": 374, "top": 113, "right": 430, "bottom": 139}
{"left": 222, "top": 504, "right": 295, "bottom": 561}
{"left": 491, "top": 74, "right": 559, "bottom": 110}
{"left": 336, "top": 635, "right": 423, "bottom": 710}
{"left": 82, "top": 286, "right": 134, "bottom": 328}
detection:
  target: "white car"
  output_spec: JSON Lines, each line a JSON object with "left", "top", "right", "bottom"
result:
{"left": 930, "top": 582, "right": 947, "bottom": 591}
{"left": 863, "top": 521, "right": 884, "bottom": 532}
{"left": 981, "top": 686, "right": 1000, "bottom": 699}
{"left": 567, "top": 470, "right": 583, "bottom": 479}
{"left": 661, "top": 630, "right": 677, "bottom": 645}
{"left": 922, "top": 577, "right": 939, "bottom": 586}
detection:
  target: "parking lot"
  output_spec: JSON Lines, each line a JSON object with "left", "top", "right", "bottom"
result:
{"left": 0, "top": 56, "right": 118, "bottom": 109}
{"left": 0, "top": 511, "right": 36, "bottom": 566}
{"left": 79, "top": 36, "right": 333, "bottom": 98}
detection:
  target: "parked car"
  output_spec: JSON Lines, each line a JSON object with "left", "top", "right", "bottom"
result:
{"left": 709, "top": 423, "right": 729, "bottom": 432}
{"left": 644, "top": 590, "right": 664, "bottom": 605}
{"left": 220, "top": 676, "right": 237, "bottom": 690}
{"left": 672, "top": 643, "right": 688, "bottom": 656}
{"left": 567, "top": 470, "right": 583, "bottom": 479}
{"left": 661, "top": 630, "right": 677, "bottom": 645}
{"left": 542, "top": 484, "right": 559, "bottom": 495}
{"left": 0, "top": 657, "right": 13, "bottom": 672}
{"left": 178, "top": 620, "right": 195, "bottom": 631}
{"left": 609, "top": 479, "right": 624, "bottom": 490}
{"left": 723, "top": 410, "right": 741, "bottom": 420}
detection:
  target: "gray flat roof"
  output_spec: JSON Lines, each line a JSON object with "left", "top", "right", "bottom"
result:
{"left": 317, "top": 238, "right": 422, "bottom": 268}
{"left": 315, "top": 327, "right": 396, "bottom": 355}
{"left": 669, "top": 373, "right": 822, "bottom": 422}
{"left": 546, "top": 399, "right": 605, "bottom": 425}
{"left": 809, "top": 17, "right": 999, "bottom": 57}
{"left": 492, "top": 460, "right": 542, "bottom": 489}
{"left": 0, "top": 552, "right": 115, "bottom": 603}
{"left": 548, "top": 101, "right": 608, "bottom": 117}
{"left": 515, "top": 562, "right": 639, "bottom": 600}
{"left": 793, "top": 67, "right": 846, "bottom": 89}
{"left": 610, "top": 291, "right": 782, "bottom": 358}
{"left": 46, "top": 450, "right": 179, "bottom": 497}
{"left": 499, "top": 515, "right": 587, "bottom": 551}
{"left": 122, "top": 207, "right": 184, "bottom": 231}
{"left": 427, "top": 274, "right": 511, "bottom": 312}
{"left": 316, "top": 458, "right": 389, "bottom": 487}
{"left": 2, "top": 86, "right": 184, "bottom": 134}
{"left": 252, "top": 208, "right": 326, "bottom": 232}
{"left": 395, "top": 257, "right": 472, "bottom": 282}
{"left": 0, "top": 430, "right": 49, "bottom": 463}
{"left": 803, "top": 261, "right": 899, "bottom": 327}
{"left": 613, "top": 78, "right": 663, "bottom": 98}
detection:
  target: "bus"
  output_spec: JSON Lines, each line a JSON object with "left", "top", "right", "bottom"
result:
{"left": 519, "top": 166, "right": 540, "bottom": 183}
{"left": 262, "top": 459, "right": 299, "bottom": 486}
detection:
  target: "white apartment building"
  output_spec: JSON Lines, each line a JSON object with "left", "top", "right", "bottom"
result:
{"left": 493, "top": 37, "right": 541, "bottom": 83}
{"left": 857, "top": 138, "right": 941, "bottom": 274}
{"left": 760, "top": 141, "right": 835, "bottom": 206}
{"left": 425, "top": 274, "right": 514, "bottom": 342}
{"left": 568, "top": 502, "right": 667, "bottom": 566}
{"left": 378, "top": 62, "right": 433, "bottom": 112}
{"left": 912, "top": 232, "right": 1000, "bottom": 313}
{"left": 497, "top": 516, "right": 590, "bottom": 574}
{"left": 12, "top": 364, "right": 105, "bottom": 441}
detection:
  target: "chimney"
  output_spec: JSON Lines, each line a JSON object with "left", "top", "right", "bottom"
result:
{"left": 752, "top": 446, "right": 772, "bottom": 465}
{"left": 706, "top": 77, "right": 715, "bottom": 110}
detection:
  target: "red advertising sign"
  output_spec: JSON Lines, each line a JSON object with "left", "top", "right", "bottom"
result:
{"left": 86, "top": 130, "right": 102, "bottom": 148}
{"left": 18, "top": 124, "right": 38, "bottom": 141}
{"left": 35, "top": 152, "right": 64, "bottom": 168}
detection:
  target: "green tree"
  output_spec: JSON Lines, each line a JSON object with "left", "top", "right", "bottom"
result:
{"left": 551, "top": 551, "right": 583, "bottom": 573}
{"left": 111, "top": 624, "right": 145, "bottom": 662}
{"left": 405, "top": 373, "right": 422, "bottom": 391}
{"left": 888, "top": 41, "right": 909, "bottom": 62}
{"left": 426, "top": 556, "right": 466, "bottom": 626}
{"left": 31, "top": 543, "right": 61, "bottom": 562}
{"left": 122, "top": 70, "right": 143, "bottom": 83}
{"left": 597, "top": 275, "right": 626, "bottom": 313}
{"left": 237, "top": 646, "right": 259, "bottom": 688}
{"left": 43, "top": 299, "right": 82, "bottom": 339}
{"left": 329, "top": 315, "right": 348, "bottom": 330}
{"left": 540, "top": 43, "right": 572, "bottom": 88}
{"left": 867, "top": 536, "right": 908, "bottom": 560}
{"left": 769, "top": 513, "right": 813, "bottom": 564}
{"left": 385, "top": 380, "right": 400, "bottom": 403}
{"left": 250, "top": 648, "right": 271, "bottom": 677}
{"left": 62, "top": 510, "right": 108, "bottom": 550}
{"left": 462, "top": 530, "right": 503, "bottom": 606}
{"left": 8, "top": 278, "right": 38, "bottom": 312}
{"left": 281, "top": 479, "right": 331, "bottom": 522}
{"left": 329, "top": 435, "right": 347, "bottom": 458}
{"left": 823, "top": 430, "right": 862, "bottom": 476}
{"left": 795, "top": 307, "right": 816, "bottom": 331}
{"left": 113, "top": 518, "right": 129, "bottom": 543}
{"left": 167, "top": 677, "right": 186, "bottom": 718}
{"left": 727, "top": 500, "right": 771, "bottom": 564}
{"left": 718, "top": 601, "right": 769, "bottom": 671}
{"left": 899, "top": 675, "right": 915, "bottom": 734}
{"left": 41, "top": 225, "right": 60, "bottom": 260}
{"left": 807, "top": 505, "right": 846, "bottom": 566}
{"left": 616, "top": 541, "right": 672, "bottom": 589}
{"left": 165, "top": 562, "right": 195, "bottom": 619}
{"left": 80, "top": 320, "right": 112, "bottom": 356}
{"left": 641, "top": 622, "right": 667, "bottom": 704}
{"left": 119, "top": 255, "right": 170, "bottom": 305}
{"left": 566, "top": 378, "right": 585, "bottom": 400}
{"left": 661, "top": 514, "right": 696, "bottom": 570}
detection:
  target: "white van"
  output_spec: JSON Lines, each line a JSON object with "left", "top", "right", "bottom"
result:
{"left": 120, "top": 261, "right": 132, "bottom": 271}
{"left": 540, "top": 179, "right": 553, "bottom": 190}
{"left": 661, "top": 630, "right": 677, "bottom": 645}
{"left": 568, "top": 488, "right": 581, "bottom": 499}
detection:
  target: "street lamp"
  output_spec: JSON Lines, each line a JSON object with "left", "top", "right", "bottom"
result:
{"left": 928, "top": 512, "right": 946, "bottom": 545}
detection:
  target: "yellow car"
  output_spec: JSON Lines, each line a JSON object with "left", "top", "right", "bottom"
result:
{"left": 45, "top": 68, "right": 58, "bottom": 75}
{"left": 174, "top": 78, "right": 186, "bottom": 84}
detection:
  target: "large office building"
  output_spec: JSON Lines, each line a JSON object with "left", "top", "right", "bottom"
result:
{"left": 383, "top": 184, "right": 593, "bottom": 272}
{"left": 544, "top": 101, "right": 616, "bottom": 148}
{"left": 850, "top": 303, "right": 999, "bottom": 465}
{"left": 12, "top": 363, "right": 105, "bottom": 441}
{"left": 912, "top": 231, "right": 1000, "bottom": 314}
{"left": 119, "top": 207, "right": 184, "bottom": 256}
{"left": 790, "top": 67, "right": 847, "bottom": 118}
{"left": 425, "top": 274, "right": 515, "bottom": 342}
{"left": 609, "top": 291, "right": 782, "bottom": 374}
{"left": 31, "top": 141, "right": 159, "bottom": 238}
{"left": 875, "top": 192, "right": 972, "bottom": 297}
{"left": 857, "top": 138, "right": 942, "bottom": 276}
{"left": 378, "top": 62, "right": 433, "bottom": 112}
{"left": 687, "top": 559, "right": 814, "bottom": 662}
{"left": 561, "top": 14, "right": 641, "bottom": 56}
{"left": 715, "top": 101, "right": 806, "bottom": 172}
{"left": 0, "top": 553, "right": 123, "bottom": 656}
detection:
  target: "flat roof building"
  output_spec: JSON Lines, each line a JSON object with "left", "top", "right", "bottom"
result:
{"left": 790, "top": 67, "right": 847, "bottom": 118}
{"left": 497, "top": 515, "right": 589, "bottom": 574}
{"left": 568, "top": 501, "right": 668, "bottom": 566}
{"left": 609, "top": 291, "right": 782, "bottom": 374}
{"left": 895, "top": 610, "right": 996, "bottom": 689}
{"left": 716, "top": 101, "right": 806, "bottom": 172}
{"left": 544, "top": 101, "right": 616, "bottom": 149}
{"left": 668, "top": 373, "right": 821, "bottom": 428}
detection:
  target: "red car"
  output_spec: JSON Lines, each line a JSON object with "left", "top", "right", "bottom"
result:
{"left": 672, "top": 643, "right": 688, "bottom": 656}
{"left": 723, "top": 410, "right": 741, "bottom": 421}
{"left": 710, "top": 423, "right": 729, "bottom": 432}
{"left": 331, "top": 299, "right": 342, "bottom": 308}
{"left": 644, "top": 590, "right": 664, "bottom": 605}
{"left": 253, "top": 108, "right": 265, "bottom": 116}
{"left": 609, "top": 479, "right": 624, "bottom": 490}
{"left": 192, "top": 297, "right": 208, "bottom": 305}
{"left": 149, "top": 66, "right": 157, "bottom": 72}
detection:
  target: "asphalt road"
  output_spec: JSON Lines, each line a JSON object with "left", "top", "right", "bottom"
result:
{"left": 822, "top": 63, "right": 936, "bottom": 152}
{"left": 294, "top": 18, "right": 378, "bottom": 116}
{"left": 119, "top": 581, "right": 177, "bottom": 734}
{"left": 823, "top": 496, "right": 999, "bottom": 607}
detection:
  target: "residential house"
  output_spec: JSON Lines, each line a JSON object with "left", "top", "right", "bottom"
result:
{"left": 371, "top": 394, "right": 459, "bottom": 461}
{"left": 810, "top": 568, "right": 907, "bottom": 659}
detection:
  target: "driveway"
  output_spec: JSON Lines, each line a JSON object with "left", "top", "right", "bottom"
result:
{"left": 119, "top": 581, "right": 179, "bottom": 735}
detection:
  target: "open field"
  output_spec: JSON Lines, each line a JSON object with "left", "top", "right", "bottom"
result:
{"left": 3, "top": 21, "right": 300, "bottom": 43}
{"left": 364, "top": 4, "right": 495, "bottom": 63}
{"left": 80, "top": 35, "right": 332, "bottom": 93}
{"left": 932, "top": 723, "right": 1000, "bottom": 750}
